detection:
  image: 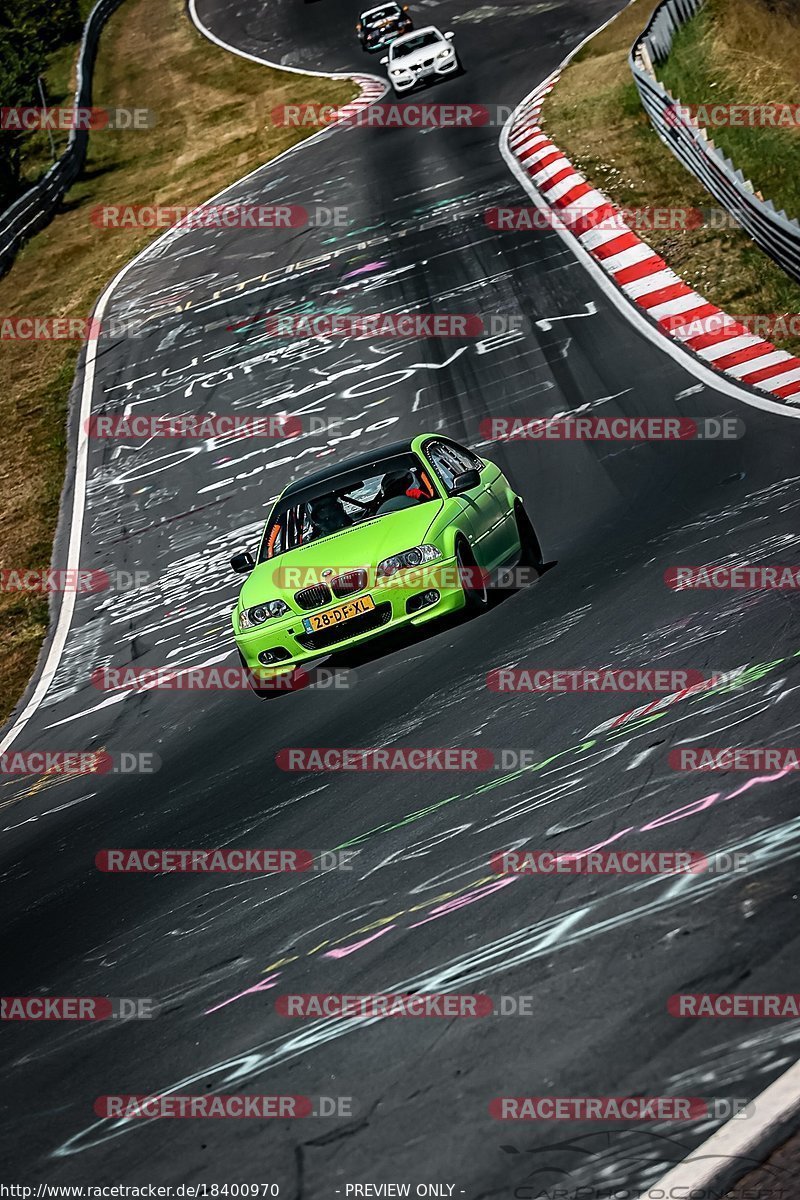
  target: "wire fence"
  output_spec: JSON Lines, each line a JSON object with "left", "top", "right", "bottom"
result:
{"left": 629, "top": 0, "right": 800, "bottom": 285}
{"left": 0, "top": 0, "right": 127, "bottom": 279}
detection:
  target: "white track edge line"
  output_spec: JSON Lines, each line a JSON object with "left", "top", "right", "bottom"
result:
{"left": 0, "top": 3, "right": 386, "bottom": 756}
{"left": 639, "top": 1058, "right": 800, "bottom": 1197}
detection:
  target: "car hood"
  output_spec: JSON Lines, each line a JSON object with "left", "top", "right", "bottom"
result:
{"left": 391, "top": 43, "right": 447, "bottom": 69}
{"left": 239, "top": 501, "right": 444, "bottom": 607}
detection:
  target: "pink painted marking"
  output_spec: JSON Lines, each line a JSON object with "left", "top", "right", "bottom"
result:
{"left": 239, "top": 770, "right": 795, "bottom": 980}
{"left": 323, "top": 925, "right": 397, "bottom": 959}
{"left": 409, "top": 877, "right": 516, "bottom": 927}
{"left": 724, "top": 765, "right": 797, "bottom": 800}
{"left": 204, "top": 972, "right": 281, "bottom": 1015}
{"left": 557, "top": 826, "right": 636, "bottom": 864}
{"left": 638, "top": 766, "right": 796, "bottom": 833}
{"left": 340, "top": 262, "right": 388, "bottom": 280}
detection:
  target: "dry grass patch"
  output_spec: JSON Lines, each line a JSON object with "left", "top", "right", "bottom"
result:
{"left": 0, "top": 0, "right": 356, "bottom": 727}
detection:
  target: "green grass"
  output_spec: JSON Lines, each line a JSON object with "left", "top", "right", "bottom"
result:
{"left": 18, "top": 0, "right": 96, "bottom": 189}
{"left": 658, "top": 0, "right": 800, "bottom": 220}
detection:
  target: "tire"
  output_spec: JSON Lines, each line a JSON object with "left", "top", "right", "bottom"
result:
{"left": 514, "top": 503, "right": 543, "bottom": 573}
{"left": 456, "top": 539, "right": 489, "bottom": 614}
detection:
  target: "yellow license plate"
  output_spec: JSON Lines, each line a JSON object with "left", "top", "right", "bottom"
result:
{"left": 302, "top": 595, "right": 375, "bottom": 633}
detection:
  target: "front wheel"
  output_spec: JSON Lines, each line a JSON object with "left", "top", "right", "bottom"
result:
{"left": 456, "top": 540, "right": 489, "bottom": 614}
{"left": 515, "top": 504, "right": 543, "bottom": 572}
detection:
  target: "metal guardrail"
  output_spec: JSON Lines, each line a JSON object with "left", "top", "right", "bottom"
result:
{"left": 0, "top": 0, "right": 127, "bottom": 278}
{"left": 629, "top": 0, "right": 800, "bottom": 285}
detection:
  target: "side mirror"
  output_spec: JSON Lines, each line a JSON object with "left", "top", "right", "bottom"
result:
{"left": 451, "top": 468, "right": 480, "bottom": 495}
{"left": 380, "top": 55, "right": 389, "bottom": 64}
{"left": 231, "top": 551, "right": 255, "bottom": 574}
{"left": 444, "top": 30, "right": 455, "bottom": 39}
{"left": 356, "top": 23, "right": 362, "bottom": 30}
{"left": 402, "top": 4, "right": 409, "bottom": 8}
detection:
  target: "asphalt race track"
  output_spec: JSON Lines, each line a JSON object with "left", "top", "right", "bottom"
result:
{"left": 2, "top": 0, "right": 799, "bottom": 1193}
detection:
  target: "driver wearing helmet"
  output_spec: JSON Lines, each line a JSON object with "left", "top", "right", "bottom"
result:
{"left": 378, "top": 466, "right": 434, "bottom": 507}
{"left": 308, "top": 493, "right": 351, "bottom": 538}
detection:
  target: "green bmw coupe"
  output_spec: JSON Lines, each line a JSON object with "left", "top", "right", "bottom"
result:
{"left": 230, "top": 433, "right": 541, "bottom": 691}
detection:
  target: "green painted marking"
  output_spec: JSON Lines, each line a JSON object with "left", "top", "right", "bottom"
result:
{"left": 334, "top": 739, "right": 599, "bottom": 850}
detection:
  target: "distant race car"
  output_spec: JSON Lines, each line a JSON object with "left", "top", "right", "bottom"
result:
{"left": 356, "top": 2, "right": 413, "bottom": 52}
{"left": 230, "top": 434, "right": 541, "bottom": 695}
{"left": 381, "top": 25, "right": 461, "bottom": 95}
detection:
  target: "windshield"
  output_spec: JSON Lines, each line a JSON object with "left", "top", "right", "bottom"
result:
{"left": 363, "top": 5, "right": 400, "bottom": 24}
{"left": 391, "top": 30, "right": 442, "bottom": 56}
{"left": 259, "top": 453, "right": 438, "bottom": 561}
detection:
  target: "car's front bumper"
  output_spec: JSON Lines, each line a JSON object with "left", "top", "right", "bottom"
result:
{"left": 233, "top": 556, "right": 464, "bottom": 675}
{"left": 390, "top": 55, "right": 458, "bottom": 90}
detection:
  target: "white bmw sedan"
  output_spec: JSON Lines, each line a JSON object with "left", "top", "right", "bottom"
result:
{"left": 381, "top": 26, "right": 461, "bottom": 95}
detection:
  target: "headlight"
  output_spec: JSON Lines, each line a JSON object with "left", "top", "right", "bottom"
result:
{"left": 436, "top": 48, "right": 453, "bottom": 59}
{"left": 377, "top": 544, "right": 441, "bottom": 578}
{"left": 238, "top": 599, "right": 290, "bottom": 630}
